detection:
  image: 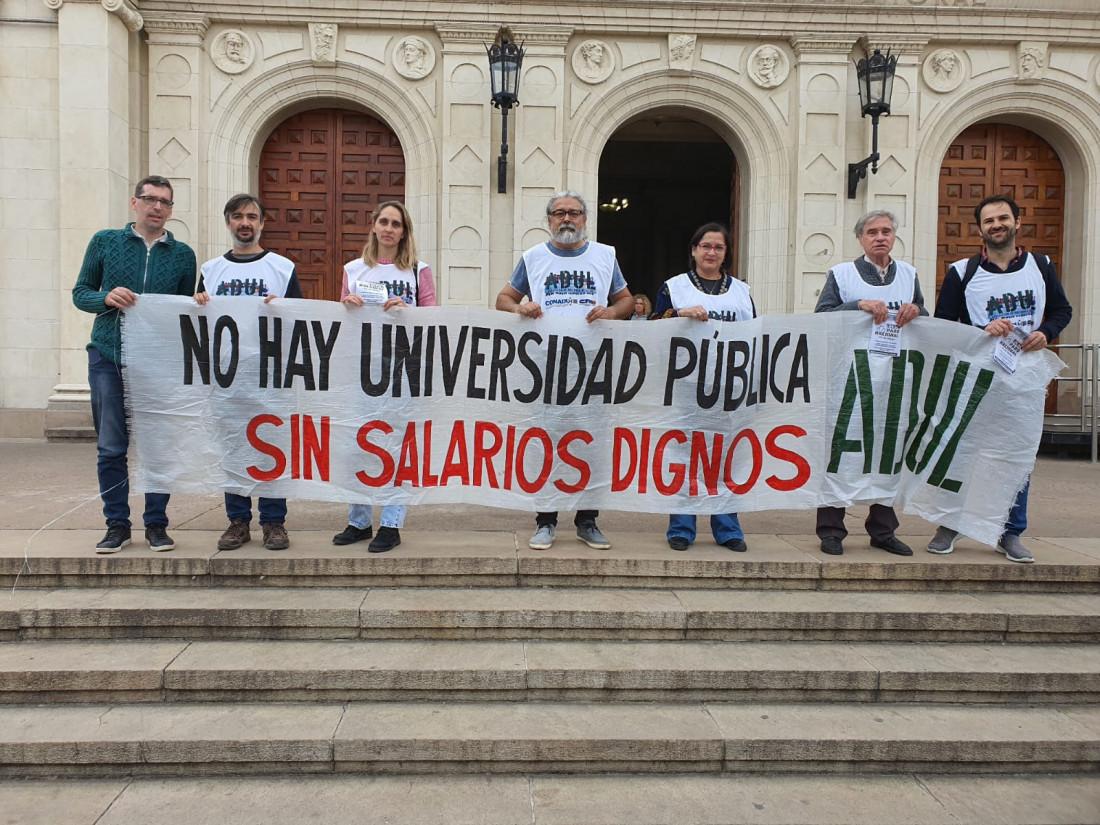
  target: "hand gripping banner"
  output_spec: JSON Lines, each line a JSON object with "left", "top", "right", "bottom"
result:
{"left": 122, "top": 297, "right": 1064, "bottom": 545}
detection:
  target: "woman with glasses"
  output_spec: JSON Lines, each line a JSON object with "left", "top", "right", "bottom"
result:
{"left": 653, "top": 222, "right": 755, "bottom": 554}
{"left": 331, "top": 201, "right": 436, "bottom": 554}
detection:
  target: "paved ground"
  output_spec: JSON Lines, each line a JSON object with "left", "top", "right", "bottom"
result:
{"left": 2, "top": 438, "right": 1095, "bottom": 541}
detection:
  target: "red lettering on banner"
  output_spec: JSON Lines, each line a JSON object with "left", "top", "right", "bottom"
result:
{"left": 555, "top": 430, "right": 592, "bottom": 493}
{"left": 639, "top": 428, "right": 651, "bottom": 494}
{"left": 394, "top": 422, "right": 420, "bottom": 487}
{"left": 516, "top": 427, "right": 553, "bottom": 493}
{"left": 612, "top": 428, "right": 637, "bottom": 492}
{"left": 246, "top": 414, "right": 285, "bottom": 482}
{"left": 291, "top": 414, "right": 300, "bottom": 480}
{"left": 422, "top": 420, "right": 439, "bottom": 487}
{"left": 440, "top": 421, "right": 470, "bottom": 486}
{"left": 355, "top": 420, "right": 395, "bottom": 487}
{"left": 653, "top": 430, "right": 688, "bottom": 496}
{"left": 690, "top": 431, "right": 722, "bottom": 496}
{"left": 764, "top": 425, "right": 811, "bottom": 491}
{"left": 725, "top": 429, "right": 763, "bottom": 495}
{"left": 474, "top": 422, "right": 502, "bottom": 488}
{"left": 297, "top": 415, "right": 329, "bottom": 481}
{"left": 503, "top": 425, "right": 516, "bottom": 490}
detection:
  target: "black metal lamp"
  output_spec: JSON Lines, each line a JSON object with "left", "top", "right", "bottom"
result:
{"left": 487, "top": 34, "right": 525, "bottom": 194}
{"left": 847, "top": 48, "right": 897, "bottom": 199}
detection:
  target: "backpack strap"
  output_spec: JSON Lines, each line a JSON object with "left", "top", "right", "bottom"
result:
{"left": 954, "top": 254, "right": 983, "bottom": 327}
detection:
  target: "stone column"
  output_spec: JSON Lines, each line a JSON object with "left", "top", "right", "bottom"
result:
{"left": 46, "top": 0, "right": 141, "bottom": 437}
{"left": 507, "top": 27, "right": 571, "bottom": 294}
{"left": 143, "top": 14, "right": 208, "bottom": 259}
{"left": 434, "top": 24, "right": 498, "bottom": 306}
{"left": 788, "top": 36, "right": 856, "bottom": 313}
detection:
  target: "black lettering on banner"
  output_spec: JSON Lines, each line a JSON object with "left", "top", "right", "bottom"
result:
{"left": 259, "top": 317, "right": 282, "bottom": 389}
{"left": 466, "top": 326, "right": 490, "bottom": 400}
{"left": 489, "top": 329, "right": 516, "bottom": 401}
{"left": 514, "top": 331, "right": 544, "bottom": 403}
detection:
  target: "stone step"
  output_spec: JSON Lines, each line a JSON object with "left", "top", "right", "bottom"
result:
{"left": 3, "top": 773, "right": 1099, "bottom": 825}
{"left": 1, "top": 639, "right": 1099, "bottom": 704}
{"left": 2, "top": 530, "right": 1097, "bottom": 592}
{"left": 0, "top": 701, "right": 1097, "bottom": 777}
{"left": 4, "top": 587, "right": 1099, "bottom": 642}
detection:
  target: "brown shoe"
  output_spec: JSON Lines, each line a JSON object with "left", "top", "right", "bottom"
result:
{"left": 262, "top": 522, "right": 290, "bottom": 551}
{"left": 217, "top": 519, "right": 251, "bottom": 550}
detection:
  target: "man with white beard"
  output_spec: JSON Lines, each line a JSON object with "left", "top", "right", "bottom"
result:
{"left": 496, "top": 190, "right": 634, "bottom": 551}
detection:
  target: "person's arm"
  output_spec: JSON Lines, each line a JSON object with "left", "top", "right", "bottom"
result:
{"left": 933, "top": 266, "right": 966, "bottom": 323}
{"left": 814, "top": 270, "right": 859, "bottom": 313}
{"left": 589, "top": 287, "right": 633, "bottom": 322}
{"left": 496, "top": 259, "right": 541, "bottom": 318}
{"left": 417, "top": 264, "right": 438, "bottom": 307}
{"left": 652, "top": 281, "right": 676, "bottom": 319}
{"left": 1035, "top": 256, "right": 1072, "bottom": 347}
{"left": 72, "top": 234, "right": 119, "bottom": 313}
{"left": 285, "top": 268, "right": 303, "bottom": 299}
{"left": 194, "top": 268, "right": 210, "bottom": 305}
{"left": 910, "top": 276, "right": 929, "bottom": 316}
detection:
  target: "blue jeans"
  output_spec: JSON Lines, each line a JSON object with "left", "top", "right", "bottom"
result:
{"left": 348, "top": 504, "right": 406, "bottom": 529}
{"left": 88, "top": 348, "right": 169, "bottom": 528}
{"left": 1003, "top": 479, "right": 1029, "bottom": 537}
{"left": 667, "top": 513, "right": 743, "bottom": 545}
{"left": 225, "top": 493, "right": 287, "bottom": 525}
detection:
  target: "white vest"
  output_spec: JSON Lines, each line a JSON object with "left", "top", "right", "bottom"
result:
{"left": 344, "top": 259, "right": 425, "bottom": 306}
{"left": 524, "top": 242, "right": 617, "bottom": 318}
{"left": 201, "top": 251, "right": 296, "bottom": 299}
{"left": 950, "top": 253, "right": 1047, "bottom": 334}
{"left": 832, "top": 259, "right": 917, "bottom": 310}
{"left": 666, "top": 273, "right": 754, "bottom": 322}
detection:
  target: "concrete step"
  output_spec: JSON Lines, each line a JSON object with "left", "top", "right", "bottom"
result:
{"left": 0, "top": 701, "right": 1097, "bottom": 777}
{"left": 3, "top": 773, "right": 1099, "bottom": 825}
{"left": 2, "top": 530, "right": 1098, "bottom": 591}
{"left": 1, "top": 639, "right": 1099, "bottom": 704}
{"left": 3, "top": 773, "right": 1099, "bottom": 824}
{"left": 4, "top": 587, "right": 1099, "bottom": 642}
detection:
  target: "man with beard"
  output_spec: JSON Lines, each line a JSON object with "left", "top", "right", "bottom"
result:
{"left": 928, "top": 194, "right": 1072, "bottom": 563}
{"left": 496, "top": 190, "right": 634, "bottom": 551}
{"left": 195, "top": 193, "right": 302, "bottom": 551}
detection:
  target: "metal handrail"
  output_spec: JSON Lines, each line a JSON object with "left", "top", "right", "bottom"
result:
{"left": 1043, "top": 342, "right": 1097, "bottom": 463}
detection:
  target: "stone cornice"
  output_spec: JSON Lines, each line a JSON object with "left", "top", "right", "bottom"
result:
{"left": 860, "top": 35, "right": 929, "bottom": 55}
{"left": 41, "top": 0, "right": 143, "bottom": 31}
{"left": 144, "top": 13, "right": 211, "bottom": 43}
{"left": 511, "top": 26, "right": 573, "bottom": 47}
{"left": 434, "top": 22, "right": 501, "bottom": 44}
{"left": 789, "top": 36, "right": 857, "bottom": 57}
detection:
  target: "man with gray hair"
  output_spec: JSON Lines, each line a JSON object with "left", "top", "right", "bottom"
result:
{"left": 813, "top": 209, "right": 927, "bottom": 557}
{"left": 496, "top": 190, "right": 634, "bottom": 551}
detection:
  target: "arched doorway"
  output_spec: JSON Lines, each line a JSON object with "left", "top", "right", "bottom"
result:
{"left": 596, "top": 113, "right": 738, "bottom": 305}
{"left": 937, "top": 123, "right": 1064, "bottom": 292}
{"left": 259, "top": 108, "right": 406, "bottom": 301}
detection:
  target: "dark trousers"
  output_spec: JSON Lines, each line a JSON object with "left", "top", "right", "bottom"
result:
{"left": 815, "top": 505, "right": 898, "bottom": 542}
{"left": 536, "top": 510, "right": 599, "bottom": 527}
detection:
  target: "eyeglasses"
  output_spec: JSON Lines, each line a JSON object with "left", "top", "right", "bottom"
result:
{"left": 549, "top": 209, "right": 585, "bottom": 220}
{"left": 696, "top": 243, "right": 726, "bottom": 253}
{"left": 136, "top": 195, "right": 174, "bottom": 208}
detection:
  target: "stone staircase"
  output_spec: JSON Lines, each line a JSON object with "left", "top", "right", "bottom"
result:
{"left": 0, "top": 529, "right": 1097, "bottom": 822}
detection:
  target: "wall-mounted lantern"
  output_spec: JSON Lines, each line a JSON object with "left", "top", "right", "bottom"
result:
{"left": 487, "top": 32, "right": 525, "bottom": 194}
{"left": 847, "top": 48, "right": 897, "bottom": 199}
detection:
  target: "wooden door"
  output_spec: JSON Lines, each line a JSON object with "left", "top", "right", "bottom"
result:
{"left": 259, "top": 108, "right": 405, "bottom": 301}
{"left": 937, "top": 123, "right": 1064, "bottom": 292}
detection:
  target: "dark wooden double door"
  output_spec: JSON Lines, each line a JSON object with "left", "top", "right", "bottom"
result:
{"left": 259, "top": 108, "right": 406, "bottom": 301}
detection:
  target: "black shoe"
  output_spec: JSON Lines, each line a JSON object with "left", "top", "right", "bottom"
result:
{"left": 668, "top": 536, "right": 690, "bottom": 551}
{"left": 820, "top": 536, "right": 844, "bottom": 556}
{"left": 333, "top": 524, "right": 372, "bottom": 546}
{"left": 723, "top": 538, "right": 748, "bottom": 553}
{"left": 145, "top": 525, "right": 175, "bottom": 552}
{"left": 368, "top": 526, "right": 401, "bottom": 553}
{"left": 871, "top": 536, "right": 913, "bottom": 557}
{"left": 95, "top": 524, "right": 131, "bottom": 554}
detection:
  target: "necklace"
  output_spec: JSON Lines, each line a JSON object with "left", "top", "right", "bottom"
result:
{"left": 692, "top": 269, "right": 726, "bottom": 295}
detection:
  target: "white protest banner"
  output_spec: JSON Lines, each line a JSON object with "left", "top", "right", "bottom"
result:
{"left": 122, "top": 297, "right": 1064, "bottom": 545}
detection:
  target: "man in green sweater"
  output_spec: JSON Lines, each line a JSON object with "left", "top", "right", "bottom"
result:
{"left": 72, "top": 176, "right": 197, "bottom": 553}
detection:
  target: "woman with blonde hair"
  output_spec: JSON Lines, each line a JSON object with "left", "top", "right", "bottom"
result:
{"left": 333, "top": 200, "right": 436, "bottom": 552}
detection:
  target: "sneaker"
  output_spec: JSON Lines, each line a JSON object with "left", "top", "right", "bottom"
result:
{"left": 368, "top": 526, "right": 401, "bottom": 553}
{"left": 668, "top": 536, "right": 690, "bottom": 552}
{"left": 261, "top": 522, "right": 290, "bottom": 551}
{"left": 871, "top": 536, "right": 913, "bottom": 557}
{"left": 723, "top": 538, "right": 748, "bottom": 553}
{"left": 529, "top": 524, "right": 556, "bottom": 550}
{"left": 95, "top": 524, "right": 131, "bottom": 554}
{"left": 997, "top": 534, "right": 1035, "bottom": 564}
{"left": 576, "top": 522, "right": 611, "bottom": 550}
{"left": 333, "top": 524, "right": 372, "bottom": 546}
{"left": 144, "top": 525, "right": 175, "bottom": 552}
{"left": 820, "top": 536, "right": 844, "bottom": 556}
{"left": 927, "top": 526, "right": 959, "bottom": 555}
{"left": 217, "top": 519, "right": 251, "bottom": 550}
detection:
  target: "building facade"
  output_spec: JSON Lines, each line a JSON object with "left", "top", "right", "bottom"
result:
{"left": 2, "top": 0, "right": 1098, "bottom": 435}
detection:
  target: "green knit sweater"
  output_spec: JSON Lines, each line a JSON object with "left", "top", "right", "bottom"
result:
{"left": 72, "top": 224, "right": 197, "bottom": 365}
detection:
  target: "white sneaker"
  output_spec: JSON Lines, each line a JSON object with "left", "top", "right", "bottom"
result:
{"left": 529, "top": 524, "right": 555, "bottom": 550}
{"left": 927, "top": 526, "right": 959, "bottom": 555}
